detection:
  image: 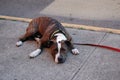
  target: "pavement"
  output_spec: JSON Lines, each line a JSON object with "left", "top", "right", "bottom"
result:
{"left": 0, "top": 0, "right": 120, "bottom": 29}
{"left": 0, "top": 20, "right": 120, "bottom": 80}
{"left": 0, "top": 0, "right": 120, "bottom": 80}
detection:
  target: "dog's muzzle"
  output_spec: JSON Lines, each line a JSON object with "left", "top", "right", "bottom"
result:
{"left": 58, "top": 56, "right": 65, "bottom": 63}
{"left": 55, "top": 54, "right": 66, "bottom": 64}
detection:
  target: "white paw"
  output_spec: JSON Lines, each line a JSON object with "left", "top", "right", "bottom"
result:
{"left": 29, "top": 49, "right": 41, "bottom": 58}
{"left": 72, "top": 48, "right": 79, "bottom": 55}
{"left": 16, "top": 41, "right": 23, "bottom": 47}
{"left": 35, "top": 38, "right": 40, "bottom": 42}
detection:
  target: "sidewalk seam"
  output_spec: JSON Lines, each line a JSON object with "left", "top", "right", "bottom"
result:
{"left": 70, "top": 47, "right": 98, "bottom": 80}
{"left": 70, "top": 32, "right": 107, "bottom": 80}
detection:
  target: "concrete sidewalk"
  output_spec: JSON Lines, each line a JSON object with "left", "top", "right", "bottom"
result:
{"left": 41, "top": 0, "right": 120, "bottom": 21}
{"left": 40, "top": 0, "right": 120, "bottom": 29}
{"left": 0, "top": 20, "right": 120, "bottom": 80}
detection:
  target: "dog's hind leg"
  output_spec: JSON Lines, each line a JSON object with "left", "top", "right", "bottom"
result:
{"left": 16, "top": 25, "right": 36, "bottom": 47}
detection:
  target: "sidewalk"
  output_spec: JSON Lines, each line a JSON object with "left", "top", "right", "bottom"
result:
{"left": 40, "top": 0, "right": 120, "bottom": 29}
{"left": 41, "top": 0, "right": 120, "bottom": 21}
{"left": 0, "top": 20, "right": 120, "bottom": 80}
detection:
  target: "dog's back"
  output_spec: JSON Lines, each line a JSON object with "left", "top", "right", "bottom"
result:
{"left": 27, "top": 17, "right": 71, "bottom": 40}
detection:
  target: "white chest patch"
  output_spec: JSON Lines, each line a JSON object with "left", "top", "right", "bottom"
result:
{"left": 54, "top": 33, "right": 67, "bottom": 63}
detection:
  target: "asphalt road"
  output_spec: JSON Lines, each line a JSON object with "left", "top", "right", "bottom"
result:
{"left": 0, "top": 0, "right": 120, "bottom": 29}
{"left": 0, "top": 0, "right": 54, "bottom": 18}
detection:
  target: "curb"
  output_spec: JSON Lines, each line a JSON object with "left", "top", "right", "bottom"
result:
{"left": 0, "top": 15, "right": 120, "bottom": 34}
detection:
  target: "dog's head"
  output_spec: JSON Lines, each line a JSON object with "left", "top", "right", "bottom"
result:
{"left": 47, "top": 33, "right": 71, "bottom": 64}
{"left": 48, "top": 40, "right": 70, "bottom": 64}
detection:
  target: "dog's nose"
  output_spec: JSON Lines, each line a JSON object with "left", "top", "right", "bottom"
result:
{"left": 58, "top": 56, "right": 64, "bottom": 63}
{"left": 58, "top": 57, "right": 62, "bottom": 61}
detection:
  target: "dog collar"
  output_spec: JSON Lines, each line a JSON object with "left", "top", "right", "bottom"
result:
{"left": 49, "top": 30, "right": 66, "bottom": 40}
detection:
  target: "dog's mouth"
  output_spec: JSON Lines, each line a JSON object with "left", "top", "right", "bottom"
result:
{"left": 58, "top": 57, "right": 66, "bottom": 63}
{"left": 55, "top": 54, "right": 66, "bottom": 64}
{"left": 55, "top": 58, "right": 66, "bottom": 64}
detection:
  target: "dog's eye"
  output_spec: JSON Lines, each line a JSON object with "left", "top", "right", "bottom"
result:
{"left": 54, "top": 48, "right": 58, "bottom": 52}
{"left": 61, "top": 48, "right": 66, "bottom": 51}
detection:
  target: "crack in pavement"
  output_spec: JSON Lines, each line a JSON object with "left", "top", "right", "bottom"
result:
{"left": 70, "top": 32, "right": 107, "bottom": 80}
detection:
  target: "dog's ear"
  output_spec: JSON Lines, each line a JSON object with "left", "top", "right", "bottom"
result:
{"left": 65, "top": 40, "right": 71, "bottom": 46}
{"left": 46, "top": 40, "right": 54, "bottom": 48}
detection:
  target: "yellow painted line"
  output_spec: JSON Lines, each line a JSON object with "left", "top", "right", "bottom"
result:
{"left": 62, "top": 23, "right": 120, "bottom": 34}
{"left": 0, "top": 15, "right": 120, "bottom": 34}
{"left": 0, "top": 15, "right": 31, "bottom": 22}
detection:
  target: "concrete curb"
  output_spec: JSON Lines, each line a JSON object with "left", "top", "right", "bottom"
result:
{"left": 0, "top": 15, "right": 120, "bottom": 34}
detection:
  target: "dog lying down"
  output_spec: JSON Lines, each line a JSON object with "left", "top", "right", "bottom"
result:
{"left": 16, "top": 17, "right": 79, "bottom": 64}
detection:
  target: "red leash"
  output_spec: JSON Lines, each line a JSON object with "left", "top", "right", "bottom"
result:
{"left": 73, "top": 43, "right": 120, "bottom": 52}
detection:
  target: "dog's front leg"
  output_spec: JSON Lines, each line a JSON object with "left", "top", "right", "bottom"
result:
{"left": 29, "top": 38, "right": 43, "bottom": 58}
{"left": 29, "top": 29, "right": 50, "bottom": 58}
{"left": 66, "top": 41, "right": 79, "bottom": 55}
{"left": 70, "top": 43, "right": 79, "bottom": 55}
{"left": 29, "top": 36, "right": 48, "bottom": 58}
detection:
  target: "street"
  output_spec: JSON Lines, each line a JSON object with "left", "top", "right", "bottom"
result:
{"left": 0, "top": 0, "right": 120, "bottom": 29}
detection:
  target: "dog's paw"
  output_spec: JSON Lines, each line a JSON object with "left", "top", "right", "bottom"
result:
{"left": 72, "top": 48, "right": 79, "bottom": 55}
{"left": 29, "top": 49, "right": 41, "bottom": 58}
{"left": 16, "top": 41, "right": 23, "bottom": 47}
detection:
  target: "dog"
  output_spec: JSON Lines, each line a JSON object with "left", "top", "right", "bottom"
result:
{"left": 16, "top": 17, "right": 79, "bottom": 63}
